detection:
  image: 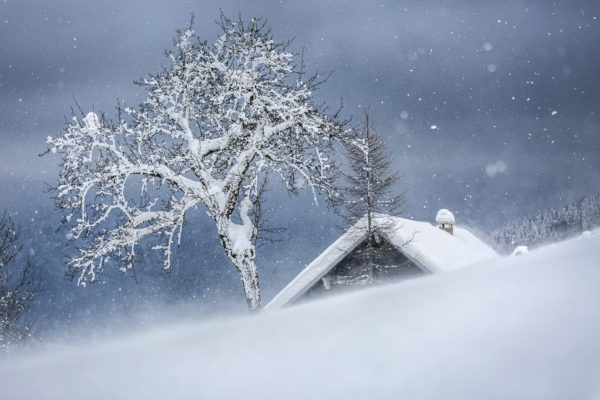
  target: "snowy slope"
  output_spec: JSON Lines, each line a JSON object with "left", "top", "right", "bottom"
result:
{"left": 1, "top": 231, "right": 600, "bottom": 400}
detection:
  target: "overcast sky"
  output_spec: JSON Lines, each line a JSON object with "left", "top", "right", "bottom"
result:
{"left": 1, "top": 0, "right": 599, "bottom": 227}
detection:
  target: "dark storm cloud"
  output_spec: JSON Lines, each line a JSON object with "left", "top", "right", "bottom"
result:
{"left": 1, "top": 0, "right": 599, "bottom": 224}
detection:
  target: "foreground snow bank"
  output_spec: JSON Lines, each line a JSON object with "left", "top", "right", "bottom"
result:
{"left": 1, "top": 231, "right": 600, "bottom": 400}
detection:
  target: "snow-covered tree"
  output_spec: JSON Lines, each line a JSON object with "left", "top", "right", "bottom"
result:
{"left": 0, "top": 213, "right": 39, "bottom": 351}
{"left": 45, "top": 15, "right": 346, "bottom": 311}
{"left": 335, "top": 107, "right": 406, "bottom": 284}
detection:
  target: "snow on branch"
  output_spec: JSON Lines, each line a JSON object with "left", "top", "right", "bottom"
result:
{"left": 45, "top": 14, "right": 347, "bottom": 310}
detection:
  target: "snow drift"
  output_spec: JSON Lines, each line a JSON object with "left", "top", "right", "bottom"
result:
{"left": 1, "top": 231, "right": 599, "bottom": 400}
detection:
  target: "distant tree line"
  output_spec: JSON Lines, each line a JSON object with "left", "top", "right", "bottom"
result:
{"left": 491, "top": 192, "right": 600, "bottom": 254}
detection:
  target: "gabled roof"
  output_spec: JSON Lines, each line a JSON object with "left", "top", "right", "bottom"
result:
{"left": 265, "top": 213, "right": 497, "bottom": 310}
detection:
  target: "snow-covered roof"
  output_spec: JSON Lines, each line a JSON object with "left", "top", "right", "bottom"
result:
{"left": 436, "top": 208, "right": 455, "bottom": 224}
{"left": 265, "top": 213, "right": 497, "bottom": 310}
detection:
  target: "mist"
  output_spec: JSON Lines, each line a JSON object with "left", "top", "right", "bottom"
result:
{"left": 2, "top": 230, "right": 600, "bottom": 399}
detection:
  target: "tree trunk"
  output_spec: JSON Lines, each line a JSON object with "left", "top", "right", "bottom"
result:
{"left": 222, "top": 242, "right": 262, "bottom": 311}
{"left": 217, "top": 214, "right": 262, "bottom": 312}
{"left": 237, "top": 255, "right": 262, "bottom": 312}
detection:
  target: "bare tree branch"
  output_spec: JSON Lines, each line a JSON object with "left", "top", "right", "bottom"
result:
{"left": 0, "top": 212, "right": 40, "bottom": 351}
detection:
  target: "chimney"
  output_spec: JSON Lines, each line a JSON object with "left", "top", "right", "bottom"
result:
{"left": 436, "top": 209, "right": 455, "bottom": 235}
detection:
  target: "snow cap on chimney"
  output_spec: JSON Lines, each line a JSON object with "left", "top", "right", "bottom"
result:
{"left": 436, "top": 209, "right": 455, "bottom": 234}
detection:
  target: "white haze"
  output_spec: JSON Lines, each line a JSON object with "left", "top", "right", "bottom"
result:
{"left": 1, "top": 230, "right": 599, "bottom": 399}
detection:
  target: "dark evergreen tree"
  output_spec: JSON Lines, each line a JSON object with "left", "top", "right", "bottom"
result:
{"left": 335, "top": 107, "right": 406, "bottom": 285}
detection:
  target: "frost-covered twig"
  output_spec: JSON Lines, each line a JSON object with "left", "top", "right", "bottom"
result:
{"left": 45, "top": 14, "right": 347, "bottom": 310}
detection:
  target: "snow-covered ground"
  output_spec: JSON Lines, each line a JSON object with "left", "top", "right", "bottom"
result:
{"left": 1, "top": 230, "right": 600, "bottom": 400}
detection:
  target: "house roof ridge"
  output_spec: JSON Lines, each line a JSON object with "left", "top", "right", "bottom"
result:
{"left": 265, "top": 214, "right": 498, "bottom": 310}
